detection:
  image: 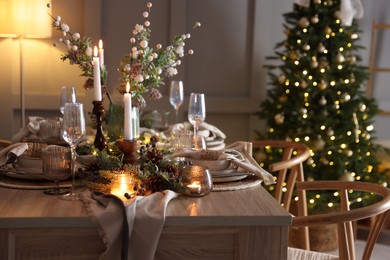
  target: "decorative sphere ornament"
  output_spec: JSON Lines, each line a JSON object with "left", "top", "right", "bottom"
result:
{"left": 278, "top": 74, "right": 286, "bottom": 84}
{"left": 300, "top": 108, "right": 308, "bottom": 114}
{"left": 289, "top": 51, "right": 298, "bottom": 60}
{"left": 319, "top": 96, "right": 327, "bottom": 105}
{"left": 313, "top": 138, "right": 325, "bottom": 151}
{"left": 346, "top": 150, "right": 353, "bottom": 157}
{"left": 279, "top": 95, "right": 288, "bottom": 103}
{"left": 314, "top": 0, "right": 321, "bottom": 4}
{"left": 298, "top": 17, "right": 310, "bottom": 28}
{"left": 327, "top": 128, "right": 334, "bottom": 136}
{"left": 348, "top": 55, "right": 356, "bottom": 63}
{"left": 336, "top": 52, "right": 345, "bottom": 63}
{"left": 306, "top": 158, "right": 314, "bottom": 166}
{"left": 274, "top": 114, "right": 284, "bottom": 125}
{"left": 324, "top": 26, "right": 332, "bottom": 35}
{"left": 318, "top": 80, "right": 328, "bottom": 90}
{"left": 350, "top": 73, "right": 356, "bottom": 83}
{"left": 359, "top": 103, "right": 367, "bottom": 112}
{"left": 339, "top": 172, "right": 354, "bottom": 181}
{"left": 317, "top": 43, "right": 326, "bottom": 53}
{"left": 342, "top": 94, "right": 351, "bottom": 102}
{"left": 302, "top": 44, "right": 310, "bottom": 51}
{"left": 301, "top": 80, "right": 308, "bottom": 88}
{"left": 366, "top": 134, "right": 371, "bottom": 140}
{"left": 311, "top": 15, "right": 319, "bottom": 24}
{"left": 311, "top": 59, "right": 319, "bottom": 68}
{"left": 334, "top": 11, "right": 341, "bottom": 19}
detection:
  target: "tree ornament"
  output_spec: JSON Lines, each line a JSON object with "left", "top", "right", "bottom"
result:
{"left": 278, "top": 74, "right": 286, "bottom": 84}
{"left": 346, "top": 150, "right": 353, "bottom": 157}
{"left": 306, "top": 158, "right": 314, "bottom": 166}
{"left": 279, "top": 95, "right": 288, "bottom": 103}
{"left": 301, "top": 80, "right": 308, "bottom": 88}
{"left": 359, "top": 103, "right": 367, "bottom": 112}
{"left": 274, "top": 114, "right": 284, "bottom": 124}
{"left": 313, "top": 138, "right": 326, "bottom": 151}
{"left": 339, "top": 172, "right": 355, "bottom": 181}
{"left": 311, "top": 15, "right": 319, "bottom": 24}
{"left": 319, "top": 57, "right": 329, "bottom": 68}
{"left": 302, "top": 44, "right": 311, "bottom": 51}
{"left": 350, "top": 73, "right": 356, "bottom": 83}
{"left": 334, "top": 11, "right": 341, "bottom": 19}
{"left": 336, "top": 52, "right": 345, "bottom": 63}
{"left": 300, "top": 108, "right": 308, "bottom": 114}
{"left": 327, "top": 128, "right": 334, "bottom": 136}
{"left": 289, "top": 50, "right": 298, "bottom": 60}
{"left": 320, "top": 157, "right": 329, "bottom": 165}
{"left": 324, "top": 26, "right": 332, "bottom": 35}
{"left": 317, "top": 43, "right": 326, "bottom": 53}
{"left": 318, "top": 80, "right": 328, "bottom": 90}
{"left": 311, "top": 57, "right": 319, "bottom": 68}
{"left": 348, "top": 55, "right": 356, "bottom": 63}
{"left": 314, "top": 0, "right": 322, "bottom": 4}
{"left": 366, "top": 134, "right": 371, "bottom": 140}
{"left": 298, "top": 17, "right": 310, "bottom": 28}
{"left": 342, "top": 93, "right": 351, "bottom": 102}
{"left": 319, "top": 96, "right": 327, "bottom": 105}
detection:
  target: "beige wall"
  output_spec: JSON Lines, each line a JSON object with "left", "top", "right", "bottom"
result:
{"left": 1, "top": 0, "right": 390, "bottom": 143}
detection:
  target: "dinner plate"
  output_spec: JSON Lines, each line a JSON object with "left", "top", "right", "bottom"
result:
{"left": 212, "top": 174, "right": 247, "bottom": 183}
{"left": 0, "top": 168, "right": 45, "bottom": 180}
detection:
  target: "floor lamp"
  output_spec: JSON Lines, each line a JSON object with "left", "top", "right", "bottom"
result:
{"left": 0, "top": 0, "right": 52, "bottom": 127}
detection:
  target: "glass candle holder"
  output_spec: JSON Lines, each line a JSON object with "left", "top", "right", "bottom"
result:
{"left": 110, "top": 174, "right": 135, "bottom": 201}
{"left": 181, "top": 166, "right": 213, "bottom": 197}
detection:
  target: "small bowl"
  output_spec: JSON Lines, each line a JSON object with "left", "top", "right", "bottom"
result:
{"left": 188, "top": 159, "right": 230, "bottom": 171}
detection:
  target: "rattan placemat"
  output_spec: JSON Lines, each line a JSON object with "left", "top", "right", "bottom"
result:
{"left": 212, "top": 175, "right": 262, "bottom": 192}
{"left": 0, "top": 173, "right": 71, "bottom": 190}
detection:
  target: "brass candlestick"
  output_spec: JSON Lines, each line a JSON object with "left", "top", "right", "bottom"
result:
{"left": 116, "top": 138, "right": 139, "bottom": 165}
{"left": 92, "top": 101, "right": 106, "bottom": 151}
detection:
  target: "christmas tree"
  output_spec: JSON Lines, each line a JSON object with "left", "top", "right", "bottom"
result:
{"left": 256, "top": 0, "right": 388, "bottom": 212}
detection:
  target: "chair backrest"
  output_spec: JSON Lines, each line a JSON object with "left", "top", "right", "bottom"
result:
{"left": 252, "top": 140, "right": 311, "bottom": 249}
{"left": 0, "top": 139, "right": 11, "bottom": 150}
{"left": 292, "top": 181, "right": 390, "bottom": 260}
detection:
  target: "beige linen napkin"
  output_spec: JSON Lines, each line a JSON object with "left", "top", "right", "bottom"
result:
{"left": 11, "top": 116, "right": 45, "bottom": 143}
{"left": 172, "top": 141, "right": 276, "bottom": 185}
{"left": 0, "top": 143, "right": 29, "bottom": 166}
{"left": 81, "top": 190, "right": 178, "bottom": 260}
{"left": 170, "top": 122, "right": 226, "bottom": 141}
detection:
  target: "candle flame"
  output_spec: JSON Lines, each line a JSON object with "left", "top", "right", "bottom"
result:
{"left": 94, "top": 46, "right": 98, "bottom": 57}
{"left": 99, "top": 39, "right": 103, "bottom": 49}
{"left": 126, "top": 82, "right": 131, "bottom": 93}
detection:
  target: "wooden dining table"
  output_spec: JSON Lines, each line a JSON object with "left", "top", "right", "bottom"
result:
{"left": 0, "top": 182, "right": 291, "bottom": 260}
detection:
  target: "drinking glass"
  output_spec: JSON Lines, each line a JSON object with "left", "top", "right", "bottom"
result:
{"left": 188, "top": 93, "right": 206, "bottom": 149}
{"left": 61, "top": 102, "right": 86, "bottom": 200}
{"left": 169, "top": 80, "right": 184, "bottom": 122}
{"left": 42, "top": 146, "right": 71, "bottom": 195}
{"left": 60, "top": 86, "right": 77, "bottom": 114}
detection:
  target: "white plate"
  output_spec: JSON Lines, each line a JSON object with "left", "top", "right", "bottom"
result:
{"left": 212, "top": 175, "right": 247, "bottom": 183}
{"left": 0, "top": 168, "right": 45, "bottom": 180}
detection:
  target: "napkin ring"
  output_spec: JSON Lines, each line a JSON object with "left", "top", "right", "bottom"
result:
{"left": 200, "top": 149, "right": 220, "bottom": 160}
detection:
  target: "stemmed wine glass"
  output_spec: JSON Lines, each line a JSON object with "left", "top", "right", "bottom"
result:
{"left": 60, "top": 86, "right": 76, "bottom": 114}
{"left": 169, "top": 80, "right": 184, "bottom": 123}
{"left": 188, "top": 93, "right": 206, "bottom": 149}
{"left": 61, "top": 102, "right": 86, "bottom": 201}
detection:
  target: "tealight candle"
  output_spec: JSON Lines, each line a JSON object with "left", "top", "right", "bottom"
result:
{"left": 93, "top": 46, "right": 102, "bottom": 101}
{"left": 110, "top": 174, "right": 134, "bottom": 201}
{"left": 187, "top": 181, "right": 202, "bottom": 194}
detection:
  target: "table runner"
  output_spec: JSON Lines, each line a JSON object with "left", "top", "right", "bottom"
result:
{"left": 81, "top": 190, "right": 178, "bottom": 260}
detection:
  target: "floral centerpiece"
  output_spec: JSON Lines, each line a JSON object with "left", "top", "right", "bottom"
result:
{"left": 47, "top": 1, "right": 201, "bottom": 198}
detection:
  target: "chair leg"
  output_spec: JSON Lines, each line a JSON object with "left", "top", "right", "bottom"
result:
{"left": 362, "top": 211, "right": 389, "bottom": 260}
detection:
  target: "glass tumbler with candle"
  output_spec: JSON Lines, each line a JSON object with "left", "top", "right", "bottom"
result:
{"left": 110, "top": 174, "right": 135, "bottom": 201}
{"left": 181, "top": 166, "right": 213, "bottom": 197}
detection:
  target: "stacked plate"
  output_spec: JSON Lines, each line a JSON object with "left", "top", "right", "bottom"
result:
{"left": 188, "top": 158, "right": 249, "bottom": 183}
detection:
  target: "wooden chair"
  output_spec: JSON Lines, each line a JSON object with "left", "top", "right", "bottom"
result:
{"left": 288, "top": 181, "right": 390, "bottom": 260}
{"left": 252, "top": 140, "right": 311, "bottom": 248}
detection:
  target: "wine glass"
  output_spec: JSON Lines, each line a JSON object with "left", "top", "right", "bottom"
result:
{"left": 169, "top": 80, "right": 184, "bottom": 122}
{"left": 61, "top": 102, "right": 86, "bottom": 201}
{"left": 42, "top": 146, "right": 71, "bottom": 195}
{"left": 59, "top": 86, "right": 77, "bottom": 114}
{"left": 188, "top": 93, "right": 206, "bottom": 149}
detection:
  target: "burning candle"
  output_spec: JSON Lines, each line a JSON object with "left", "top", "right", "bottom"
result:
{"left": 187, "top": 181, "right": 202, "bottom": 194}
{"left": 110, "top": 174, "right": 134, "bottom": 201}
{"left": 98, "top": 39, "right": 104, "bottom": 67}
{"left": 124, "top": 82, "right": 133, "bottom": 140}
{"left": 93, "top": 46, "right": 102, "bottom": 101}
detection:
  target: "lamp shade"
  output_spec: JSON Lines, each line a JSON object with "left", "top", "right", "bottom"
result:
{"left": 0, "top": 0, "right": 52, "bottom": 38}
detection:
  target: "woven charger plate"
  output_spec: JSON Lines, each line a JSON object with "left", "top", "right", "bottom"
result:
{"left": 212, "top": 175, "right": 262, "bottom": 192}
{"left": 0, "top": 172, "right": 71, "bottom": 190}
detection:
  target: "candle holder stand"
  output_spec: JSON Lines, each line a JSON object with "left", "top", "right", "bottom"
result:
{"left": 92, "top": 101, "right": 107, "bottom": 151}
{"left": 116, "top": 138, "right": 139, "bottom": 165}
